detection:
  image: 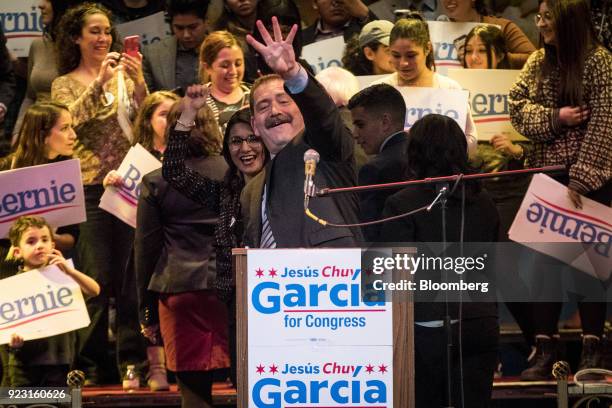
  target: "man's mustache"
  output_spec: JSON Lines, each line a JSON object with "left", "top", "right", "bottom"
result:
{"left": 265, "top": 114, "right": 292, "bottom": 129}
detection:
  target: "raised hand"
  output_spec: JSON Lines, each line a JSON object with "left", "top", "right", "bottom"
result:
{"left": 246, "top": 16, "right": 300, "bottom": 80}
{"left": 9, "top": 334, "right": 24, "bottom": 349}
{"left": 97, "top": 52, "right": 121, "bottom": 85}
{"left": 179, "top": 84, "right": 210, "bottom": 121}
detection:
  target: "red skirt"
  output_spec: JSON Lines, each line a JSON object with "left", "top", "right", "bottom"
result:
{"left": 158, "top": 290, "right": 230, "bottom": 372}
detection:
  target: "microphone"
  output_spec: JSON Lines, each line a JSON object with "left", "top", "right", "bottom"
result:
{"left": 304, "top": 149, "right": 320, "bottom": 210}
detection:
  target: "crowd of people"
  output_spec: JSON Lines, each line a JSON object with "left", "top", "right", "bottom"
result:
{"left": 0, "top": 0, "right": 610, "bottom": 407}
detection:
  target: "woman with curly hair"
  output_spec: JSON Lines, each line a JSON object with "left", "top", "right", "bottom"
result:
{"left": 51, "top": 2, "right": 147, "bottom": 384}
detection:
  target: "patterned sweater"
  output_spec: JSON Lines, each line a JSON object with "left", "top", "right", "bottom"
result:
{"left": 509, "top": 47, "right": 612, "bottom": 194}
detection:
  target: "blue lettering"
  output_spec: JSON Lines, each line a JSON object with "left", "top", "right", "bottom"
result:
{"left": 252, "top": 378, "right": 280, "bottom": 408}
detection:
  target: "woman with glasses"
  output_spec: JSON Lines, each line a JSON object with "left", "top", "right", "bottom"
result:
{"left": 440, "top": 0, "right": 536, "bottom": 68}
{"left": 509, "top": 0, "right": 612, "bottom": 381}
{"left": 162, "top": 84, "right": 268, "bottom": 393}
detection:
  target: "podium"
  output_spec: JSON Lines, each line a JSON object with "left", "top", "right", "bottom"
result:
{"left": 233, "top": 248, "right": 415, "bottom": 408}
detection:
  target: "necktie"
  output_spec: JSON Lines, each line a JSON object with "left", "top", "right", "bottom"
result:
{"left": 260, "top": 186, "right": 277, "bottom": 248}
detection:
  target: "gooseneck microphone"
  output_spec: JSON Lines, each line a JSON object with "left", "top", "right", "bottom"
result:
{"left": 303, "top": 149, "right": 320, "bottom": 210}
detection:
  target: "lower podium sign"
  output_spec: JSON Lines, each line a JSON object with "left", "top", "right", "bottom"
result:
{"left": 235, "top": 248, "right": 406, "bottom": 408}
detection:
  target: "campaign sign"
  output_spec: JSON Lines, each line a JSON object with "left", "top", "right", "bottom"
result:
{"left": 249, "top": 345, "right": 393, "bottom": 408}
{"left": 99, "top": 144, "right": 161, "bottom": 228}
{"left": 1, "top": 0, "right": 43, "bottom": 57}
{"left": 397, "top": 87, "right": 469, "bottom": 131}
{"left": 509, "top": 174, "right": 612, "bottom": 280}
{"left": 0, "top": 260, "right": 90, "bottom": 345}
{"left": 0, "top": 159, "right": 85, "bottom": 238}
{"left": 356, "top": 74, "right": 388, "bottom": 90}
{"left": 248, "top": 249, "right": 392, "bottom": 346}
{"left": 427, "top": 21, "right": 491, "bottom": 75}
{"left": 301, "top": 36, "right": 345, "bottom": 75}
{"left": 115, "top": 11, "right": 171, "bottom": 48}
{"left": 448, "top": 69, "right": 525, "bottom": 141}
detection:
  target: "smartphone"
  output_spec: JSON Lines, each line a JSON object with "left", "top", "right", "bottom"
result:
{"left": 123, "top": 35, "right": 140, "bottom": 58}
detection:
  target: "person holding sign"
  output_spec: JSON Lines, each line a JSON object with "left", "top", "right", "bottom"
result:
{"left": 509, "top": 0, "right": 612, "bottom": 381}
{"left": 439, "top": 0, "right": 536, "bottom": 68}
{"left": 0, "top": 102, "right": 80, "bottom": 253}
{"left": 51, "top": 2, "right": 148, "bottom": 385}
{"left": 374, "top": 17, "right": 478, "bottom": 156}
{"left": 5, "top": 215, "right": 100, "bottom": 387}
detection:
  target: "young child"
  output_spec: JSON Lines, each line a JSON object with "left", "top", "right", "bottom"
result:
{"left": 5, "top": 215, "right": 100, "bottom": 387}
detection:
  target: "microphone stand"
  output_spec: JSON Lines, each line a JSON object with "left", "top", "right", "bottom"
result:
{"left": 306, "top": 165, "right": 565, "bottom": 408}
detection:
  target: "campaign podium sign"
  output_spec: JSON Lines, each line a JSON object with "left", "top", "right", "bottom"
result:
{"left": 236, "top": 248, "right": 413, "bottom": 408}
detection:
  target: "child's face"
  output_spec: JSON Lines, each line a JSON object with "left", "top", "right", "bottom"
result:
{"left": 15, "top": 226, "right": 54, "bottom": 269}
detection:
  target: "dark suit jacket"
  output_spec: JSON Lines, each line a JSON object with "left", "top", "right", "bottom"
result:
{"left": 241, "top": 75, "right": 362, "bottom": 248}
{"left": 358, "top": 131, "right": 409, "bottom": 241}
{"left": 141, "top": 36, "right": 178, "bottom": 92}
{"left": 0, "top": 25, "right": 15, "bottom": 109}
{"left": 380, "top": 184, "right": 499, "bottom": 321}
{"left": 302, "top": 12, "right": 377, "bottom": 46}
{"left": 135, "top": 155, "right": 228, "bottom": 318}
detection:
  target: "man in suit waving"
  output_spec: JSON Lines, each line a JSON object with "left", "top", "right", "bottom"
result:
{"left": 242, "top": 17, "right": 362, "bottom": 248}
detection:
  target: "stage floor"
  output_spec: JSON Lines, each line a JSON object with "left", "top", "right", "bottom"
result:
{"left": 79, "top": 378, "right": 611, "bottom": 407}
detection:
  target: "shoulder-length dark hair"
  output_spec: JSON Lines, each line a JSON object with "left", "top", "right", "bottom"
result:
{"left": 55, "top": 2, "right": 121, "bottom": 75}
{"left": 390, "top": 18, "right": 435, "bottom": 71}
{"left": 12, "top": 102, "right": 70, "bottom": 168}
{"left": 406, "top": 114, "right": 479, "bottom": 192}
{"left": 463, "top": 25, "right": 509, "bottom": 69}
{"left": 542, "top": 0, "right": 599, "bottom": 105}
{"left": 133, "top": 91, "right": 180, "bottom": 152}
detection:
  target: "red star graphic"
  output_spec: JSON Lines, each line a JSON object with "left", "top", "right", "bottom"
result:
{"left": 365, "top": 364, "right": 375, "bottom": 374}
{"left": 255, "top": 268, "right": 264, "bottom": 278}
{"left": 269, "top": 364, "right": 279, "bottom": 374}
{"left": 256, "top": 364, "right": 265, "bottom": 374}
{"left": 268, "top": 268, "right": 278, "bottom": 277}
{"left": 378, "top": 364, "right": 388, "bottom": 373}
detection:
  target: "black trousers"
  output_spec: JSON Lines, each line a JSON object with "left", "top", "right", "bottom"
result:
{"left": 74, "top": 185, "right": 145, "bottom": 382}
{"left": 415, "top": 317, "right": 499, "bottom": 408}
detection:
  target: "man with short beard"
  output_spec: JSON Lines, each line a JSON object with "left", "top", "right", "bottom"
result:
{"left": 241, "top": 17, "right": 362, "bottom": 248}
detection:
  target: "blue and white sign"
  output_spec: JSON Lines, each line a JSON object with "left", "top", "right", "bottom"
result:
{"left": 396, "top": 87, "right": 469, "bottom": 131}
{"left": 0, "top": 0, "right": 43, "bottom": 57}
{"left": 247, "top": 249, "right": 392, "bottom": 346}
{"left": 99, "top": 143, "right": 161, "bottom": 228}
{"left": 0, "top": 260, "right": 90, "bottom": 345}
{"left": 249, "top": 345, "right": 393, "bottom": 408}
{"left": 115, "top": 11, "right": 171, "bottom": 49}
{"left": 301, "top": 36, "right": 345, "bottom": 76}
{"left": 0, "top": 159, "right": 85, "bottom": 238}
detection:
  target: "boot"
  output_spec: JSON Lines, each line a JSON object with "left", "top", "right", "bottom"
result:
{"left": 520, "top": 335, "right": 558, "bottom": 381}
{"left": 147, "top": 346, "right": 169, "bottom": 391}
{"left": 577, "top": 335, "right": 604, "bottom": 381}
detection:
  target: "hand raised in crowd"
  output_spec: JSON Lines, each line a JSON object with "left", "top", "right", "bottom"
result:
{"left": 120, "top": 52, "right": 146, "bottom": 86}
{"left": 103, "top": 170, "right": 125, "bottom": 189}
{"left": 246, "top": 17, "right": 300, "bottom": 80}
{"left": 567, "top": 187, "right": 583, "bottom": 210}
{"left": 47, "top": 248, "right": 71, "bottom": 271}
{"left": 559, "top": 105, "right": 590, "bottom": 127}
{"left": 177, "top": 84, "right": 210, "bottom": 126}
{"left": 9, "top": 334, "right": 24, "bottom": 349}
{"left": 491, "top": 132, "right": 523, "bottom": 158}
{"left": 97, "top": 52, "right": 122, "bottom": 85}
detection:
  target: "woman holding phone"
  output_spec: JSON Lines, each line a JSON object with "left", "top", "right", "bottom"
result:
{"left": 51, "top": 2, "right": 148, "bottom": 384}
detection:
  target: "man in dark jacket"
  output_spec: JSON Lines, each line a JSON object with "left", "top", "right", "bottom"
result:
{"left": 348, "top": 83, "right": 409, "bottom": 241}
{"left": 242, "top": 18, "right": 362, "bottom": 248}
{"left": 302, "top": 0, "right": 376, "bottom": 45}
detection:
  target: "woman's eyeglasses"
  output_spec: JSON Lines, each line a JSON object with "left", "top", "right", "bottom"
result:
{"left": 534, "top": 12, "right": 553, "bottom": 24}
{"left": 229, "top": 134, "right": 261, "bottom": 149}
